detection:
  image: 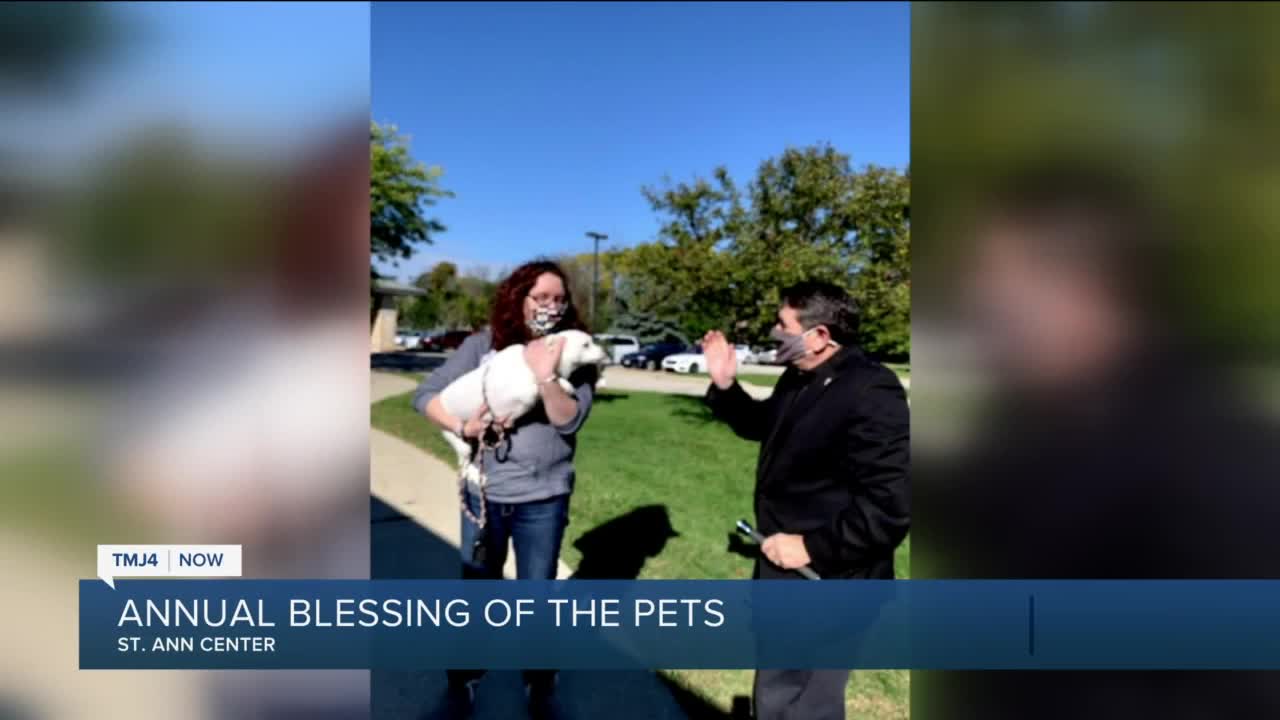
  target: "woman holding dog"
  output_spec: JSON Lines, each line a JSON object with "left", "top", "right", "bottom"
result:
{"left": 413, "top": 259, "right": 597, "bottom": 719}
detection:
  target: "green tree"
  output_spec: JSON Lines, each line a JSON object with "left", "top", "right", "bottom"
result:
{"left": 371, "top": 121, "right": 452, "bottom": 267}
{"left": 398, "top": 294, "right": 439, "bottom": 330}
{"left": 557, "top": 250, "right": 625, "bottom": 332}
{"left": 617, "top": 168, "right": 745, "bottom": 341}
{"left": 621, "top": 147, "right": 910, "bottom": 358}
{"left": 454, "top": 275, "right": 495, "bottom": 330}
{"left": 608, "top": 312, "right": 690, "bottom": 346}
{"left": 424, "top": 261, "right": 459, "bottom": 295}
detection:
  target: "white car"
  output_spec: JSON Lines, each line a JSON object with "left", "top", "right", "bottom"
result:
{"left": 593, "top": 334, "right": 640, "bottom": 365}
{"left": 662, "top": 345, "right": 753, "bottom": 374}
{"left": 662, "top": 350, "right": 707, "bottom": 374}
{"left": 395, "top": 330, "right": 425, "bottom": 349}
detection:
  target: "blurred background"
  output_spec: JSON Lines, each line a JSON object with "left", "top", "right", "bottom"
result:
{"left": 0, "top": 2, "right": 370, "bottom": 719}
{"left": 913, "top": 3, "right": 1280, "bottom": 718}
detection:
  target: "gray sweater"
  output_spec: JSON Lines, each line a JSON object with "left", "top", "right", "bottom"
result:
{"left": 412, "top": 330, "right": 596, "bottom": 503}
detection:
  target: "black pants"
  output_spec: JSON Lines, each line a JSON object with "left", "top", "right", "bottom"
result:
{"left": 751, "top": 556, "right": 851, "bottom": 719}
{"left": 753, "top": 669, "right": 851, "bottom": 720}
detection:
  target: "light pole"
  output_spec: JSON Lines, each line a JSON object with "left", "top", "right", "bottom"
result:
{"left": 586, "top": 231, "right": 607, "bottom": 329}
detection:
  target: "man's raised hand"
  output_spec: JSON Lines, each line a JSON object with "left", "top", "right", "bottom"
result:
{"left": 703, "top": 330, "right": 737, "bottom": 390}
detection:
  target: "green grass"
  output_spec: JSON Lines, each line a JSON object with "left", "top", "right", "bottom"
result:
{"left": 677, "top": 371, "right": 783, "bottom": 388}
{"left": 371, "top": 391, "right": 455, "bottom": 461}
{"left": 372, "top": 387, "right": 909, "bottom": 718}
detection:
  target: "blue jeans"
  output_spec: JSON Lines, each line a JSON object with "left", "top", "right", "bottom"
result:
{"left": 450, "top": 492, "right": 570, "bottom": 692}
{"left": 458, "top": 491, "right": 570, "bottom": 579}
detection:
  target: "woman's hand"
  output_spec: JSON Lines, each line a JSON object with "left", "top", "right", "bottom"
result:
{"left": 461, "top": 403, "right": 511, "bottom": 438}
{"left": 524, "top": 334, "right": 565, "bottom": 381}
{"left": 703, "top": 330, "right": 737, "bottom": 390}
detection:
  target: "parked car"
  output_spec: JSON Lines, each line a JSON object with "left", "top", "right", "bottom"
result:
{"left": 593, "top": 334, "right": 641, "bottom": 365}
{"left": 620, "top": 342, "right": 688, "bottom": 370}
{"left": 395, "top": 330, "right": 425, "bottom": 349}
{"left": 663, "top": 344, "right": 755, "bottom": 374}
{"left": 754, "top": 347, "right": 779, "bottom": 365}
{"left": 662, "top": 346, "right": 706, "bottom": 374}
{"left": 420, "top": 330, "right": 473, "bottom": 352}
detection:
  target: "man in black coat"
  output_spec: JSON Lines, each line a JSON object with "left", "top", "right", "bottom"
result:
{"left": 703, "top": 281, "right": 910, "bottom": 720}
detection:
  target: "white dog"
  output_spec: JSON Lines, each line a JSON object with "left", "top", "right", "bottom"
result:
{"left": 438, "top": 329, "right": 608, "bottom": 483}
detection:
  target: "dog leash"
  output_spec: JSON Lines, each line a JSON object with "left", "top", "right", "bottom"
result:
{"left": 458, "top": 362, "right": 510, "bottom": 533}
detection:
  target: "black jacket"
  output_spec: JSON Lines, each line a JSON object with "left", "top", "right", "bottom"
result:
{"left": 705, "top": 347, "right": 910, "bottom": 579}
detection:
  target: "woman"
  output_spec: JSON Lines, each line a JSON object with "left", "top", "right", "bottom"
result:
{"left": 412, "top": 259, "right": 597, "bottom": 718}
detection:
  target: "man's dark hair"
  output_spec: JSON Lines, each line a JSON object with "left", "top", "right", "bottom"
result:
{"left": 780, "top": 281, "right": 859, "bottom": 345}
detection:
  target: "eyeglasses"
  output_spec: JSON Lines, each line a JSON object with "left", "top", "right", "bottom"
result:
{"left": 527, "top": 294, "right": 567, "bottom": 306}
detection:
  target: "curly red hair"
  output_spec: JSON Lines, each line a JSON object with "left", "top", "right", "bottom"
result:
{"left": 489, "top": 259, "right": 587, "bottom": 351}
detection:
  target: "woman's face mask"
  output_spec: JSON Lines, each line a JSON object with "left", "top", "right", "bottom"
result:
{"left": 527, "top": 301, "right": 567, "bottom": 336}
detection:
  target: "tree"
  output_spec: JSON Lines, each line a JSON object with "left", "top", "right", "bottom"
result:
{"left": 557, "top": 250, "right": 625, "bottom": 333}
{"left": 397, "top": 262, "right": 496, "bottom": 331}
{"left": 454, "top": 275, "right": 495, "bottom": 329}
{"left": 844, "top": 166, "right": 910, "bottom": 358}
{"left": 617, "top": 168, "right": 745, "bottom": 341}
{"left": 609, "top": 312, "right": 690, "bottom": 346}
{"left": 370, "top": 121, "right": 452, "bottom": 267}
{"left": 395, "top": 261, "right": 497, "bottom": 331}
{"left": 620, "top": 147, "right": 910, "bottom": 358}
{"left": 424, "top": 262, "right": 459, "bottom": 294}
{"left": 398, "top": 293, "right": 439, "bottom": 330}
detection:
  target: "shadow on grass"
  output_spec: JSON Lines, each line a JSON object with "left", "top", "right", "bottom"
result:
{"left": 571, "top": 505, "right": 679, "bottom": 580}
{"left": 568, "top": 505, "right": 740, "bottom": 718}
{"left": 593, "top": 392, "right": 632, "bottom": 403}
{"left": 667, "top": 394, "right": 718, "bottom": 424}
{"left": 656, "top": 675, "right": 747, "bottom": 720}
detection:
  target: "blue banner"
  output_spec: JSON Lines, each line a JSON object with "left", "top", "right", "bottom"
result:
{"left": 79, "top": 580, "right": 1280, "bottom": 670}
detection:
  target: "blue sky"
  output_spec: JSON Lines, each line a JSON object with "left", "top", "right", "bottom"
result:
{"left": 372, "top": 1, "right": 909, "bottom": 282}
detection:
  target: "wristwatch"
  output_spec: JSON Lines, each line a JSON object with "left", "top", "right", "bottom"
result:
{"left": 456, "top": 418, "right": 467, "bottom": 437}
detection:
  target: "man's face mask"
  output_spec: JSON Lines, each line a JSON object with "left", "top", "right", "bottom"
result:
{"left": 527, "top": 301, "right": 567, "bottom": 336}
{"left": 772, "top": 325, "right": 841, "bottom": 365}
{"left": 771, "top": 325, "right": 815, "bottom": 365}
